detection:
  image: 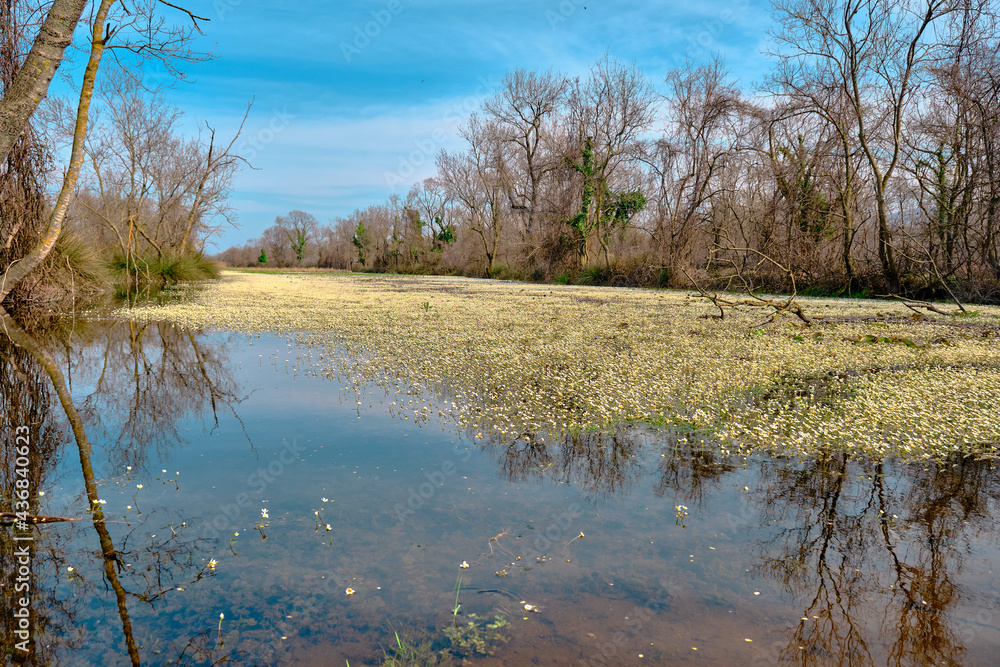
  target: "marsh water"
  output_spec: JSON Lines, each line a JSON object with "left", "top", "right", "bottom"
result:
{"left": 3, "top": 315, "right": 1000, "bottom": 666}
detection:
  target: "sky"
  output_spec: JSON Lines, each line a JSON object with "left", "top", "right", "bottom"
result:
{"left": 72, "top": 0, "right": 778, "bottom": 251}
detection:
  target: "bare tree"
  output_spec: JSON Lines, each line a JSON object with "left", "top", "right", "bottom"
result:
{"left": 273, "top": 210, "right": 318, "bottom": 264}
{"left": 406, "top": 178, "right": 453, "bottom": 250}
{"left": 0, "top": 0, "right": 210, "bottom": 305}
{"left": 564, "top": 56, "right": 657, "bottom": 267}
{"left": 770, "top": 0, "right": 962, "bottom": 291}
{"left": 0, "top": 0, "right": 88, "bottom": 164}
{"left": 640, "top": 60, "right": 742, "bottom": 278}
{"left": 483, "top": 69, "right": 567, "bottom": 240}
{"left": 68, "top": 72, "right": 244, "bottom": 283}
{"left": 437, "top": 114, "right": 512, "bottom": 277}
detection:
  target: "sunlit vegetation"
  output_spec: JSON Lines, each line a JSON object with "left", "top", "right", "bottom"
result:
{"left": 0, "top": 0, "right": 238, "bottom": 309}
{"left": 220, "top": 6, "right": 1000, "bottom": 302}
{"left": 123, "top": 272, "right": 1000, "bottom": 461}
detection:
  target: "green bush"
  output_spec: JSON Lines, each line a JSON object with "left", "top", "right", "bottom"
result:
{"left": 52, "top": 230, "right": 110, "bottom": 292}
{"left": 577, "top": 264, "right": 610, "bottom": 285}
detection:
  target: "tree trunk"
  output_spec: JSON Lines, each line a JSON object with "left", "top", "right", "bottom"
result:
{"left": 0, "top": 0, "right": 114, "bottom": 305}
{"left": 0, "top": 307, "right": 141, "bottom": 665}
{"left": 0, "top": 0, "right": 87, "bottom": 164}
{"left": 874, "top": 190, "right": 900, "bottom": 290}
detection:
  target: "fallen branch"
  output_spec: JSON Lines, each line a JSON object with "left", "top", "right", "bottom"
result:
{"left": 885, "top": 294, "right": 965, "bottom": 317}
{"left": 681, "top": 251, "right": 811, "bottom": 329}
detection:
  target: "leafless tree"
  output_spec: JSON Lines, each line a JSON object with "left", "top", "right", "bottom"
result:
{"left": 564, "top": 56, "right": 657, "bottom": 267}
{"left": 483, "top": 69, "right": 567, "bottom": 242}
{"left": 405, "top": 178, "right": 453, "bottom": 250}
{"left": 640, "top": 60, "right": 742, "bottom": 278}
{"left": 274, "top": 210, "right": 319, "bottom": 264}
{"left": 770, "top": 0, "right": 962, "bottom": 290}
{"left": 437, "top": 114, "right": 512, "bottom": 277}
{"left": 0, "top": 0, "right": 210, "bottom": 305}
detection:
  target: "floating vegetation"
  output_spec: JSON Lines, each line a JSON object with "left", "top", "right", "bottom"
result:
{"left": 119, "top": 272, "right": 1000, "bottom": 461}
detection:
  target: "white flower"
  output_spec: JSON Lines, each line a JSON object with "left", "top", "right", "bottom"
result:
{"left": 208, "top": 559, "right": 217, "bottom": 569}
{"left": 325, "top": 524, "right": 331, "bottom": 531}
{"left": 136, "top": 484, "right": 143, "bottom": 489}
{"left": 261, "top": 508, "right": 269, "bottom": 519}
{"left": 345, "top": 588, "right": 355, "bottom": 595}
{"left": 460, "top": 561, "right": 469, "bottom": 568}
{"left": 321, "top": 497, "right": 329, "bottom": 502}
{"left": 220, "top": 612, "right": 224, "bottom": 619}
{"left": 67, "top": 566, "right": 74, "bottom": 572}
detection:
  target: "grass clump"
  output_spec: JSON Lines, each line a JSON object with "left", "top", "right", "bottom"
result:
{"left": 109, "top": 250, "right": 220, "bottom": 289}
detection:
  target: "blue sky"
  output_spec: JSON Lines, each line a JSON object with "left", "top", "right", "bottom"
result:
{"left": 93, "top": 0, "right": 777, "bottom": 250}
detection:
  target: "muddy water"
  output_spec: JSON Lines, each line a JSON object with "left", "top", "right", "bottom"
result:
{"left": 3, "top": 319, "right": 999, "bottom": 665}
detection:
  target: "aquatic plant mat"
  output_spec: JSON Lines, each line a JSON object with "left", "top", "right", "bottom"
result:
{"left": 122, "top": 271, "right": 1000, "bottom": 461}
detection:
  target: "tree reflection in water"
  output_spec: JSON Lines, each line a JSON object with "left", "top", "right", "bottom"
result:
{"left": 490, "top": 428, "right": 643, "bottom": 499}
{"left": 1, "top": 310, "right": 245, "bottom": 665}
{"left": 2, "top": 309, "right": 1000, "bottom": 665}
{"left": 749, "top": 451, "right": 1000, "bottom": 666}
{"left": 490, "top": 425, "right": 1000, "bottom": 665}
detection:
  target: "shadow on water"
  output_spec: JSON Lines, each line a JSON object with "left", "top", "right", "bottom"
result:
{"left": 1, "top": 309, "right": 1000, "bottom": 665}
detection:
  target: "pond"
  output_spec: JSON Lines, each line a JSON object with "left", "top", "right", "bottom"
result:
{"left": 3, "top": 315, "right": 1000, "bottom": 666}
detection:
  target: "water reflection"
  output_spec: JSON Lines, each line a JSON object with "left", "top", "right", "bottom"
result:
{"left": 0, "top": 311, "right": 242, "bottom": 665}
{"left": 748, "top": 452, "right": 1000, "bottom": 666}
{"left": 483, "top": 427, "right": 1000, "bottom": 665}
{"left": 489, "top": 429, "right": 643, "bottom": 499}
{"left": 1, "top": 316, "right": 69, "bottom": 666}
{"left": 2, "top": 311, "right": 999, "bottom": 665}
{"left": 70, "top": 320, "right": 245, "bottom": 468}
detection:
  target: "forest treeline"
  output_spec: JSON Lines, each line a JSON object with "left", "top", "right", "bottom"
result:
{"left": 221, "top": 1, "right": 1000, "bottom": 300}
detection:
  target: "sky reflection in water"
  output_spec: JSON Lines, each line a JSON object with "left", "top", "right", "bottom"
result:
{"left": 3, "top": 318, "right": 1000, "bottom": 666}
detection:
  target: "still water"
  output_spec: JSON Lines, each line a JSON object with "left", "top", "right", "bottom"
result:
{"left": 3, "top": 317, "right": 1000, "bottom": 666}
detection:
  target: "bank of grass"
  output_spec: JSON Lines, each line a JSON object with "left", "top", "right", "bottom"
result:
{"left": 109, "top": 250, "right": 220, "bottom": 290}
{"left": 118, "top": 271, "right": 1000, "bottom": 461}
